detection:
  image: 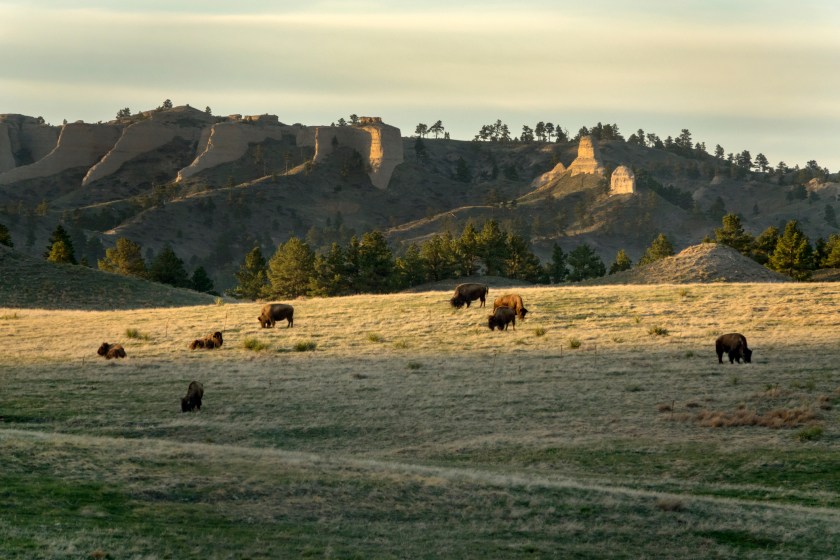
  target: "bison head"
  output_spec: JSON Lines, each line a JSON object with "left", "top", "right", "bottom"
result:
{"left": 743, "top": 347, "right": 752, "bottom": 363}
{"left": 450, "top": 296, "right": 466, "bottom": 309}
{"left": 519, "top": 307, "right": 529, "bottom": 320}
{"left": 181, "top": 397, "right": 190, "bottom": 412}
{"left": 487, "top": 316, "right": 497, "bottom": 330}
{"left": 211, "top": 332, "right": 223, "bottom": 347}
{"left": 97, "top": 342, "right": 109, "bottom": 356}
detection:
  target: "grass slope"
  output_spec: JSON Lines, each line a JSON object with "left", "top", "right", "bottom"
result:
{"left": 1, "top": 283, "right": 839, "bottom": 558}
{"left": 0, "top": 245, "right": 216, "bottom": 309}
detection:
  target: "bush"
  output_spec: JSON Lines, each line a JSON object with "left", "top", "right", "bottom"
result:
{"left": 367, "top": 333, "right": 384, "bottom": 343}
{"left": 125, "top": 328, "right": 150, "bottom": 340}
{"left": 796, "top": 425, "right": 823, "bottom": 442}
{"left": 242, "top": 337, "right": 270, "bottom": 352}
{"left": 293, "top": 341, "right": 317, "bottom": 352}
{"left": 648, "top": 326, "right": 669, "bottom": 336}
{"left": 534, "top": 327, "right": 547, "bottom": 337}
{"left": 568, "top": 337, "right": 582, "bottom": 349}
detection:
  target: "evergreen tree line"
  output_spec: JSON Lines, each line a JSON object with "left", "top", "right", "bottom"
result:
{"left": 30, "top": 224, "right": 216, "bottom": 293}
{"left": 711, "top": 213, "right": 840, "bottom": 281}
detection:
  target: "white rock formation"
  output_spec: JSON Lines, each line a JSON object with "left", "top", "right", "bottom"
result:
{"left": 0, "top": 122, "right": 121, "bottom": 185}
{"left": 311, "top": 121, "right": 403, "bottom": 189}
{"left": 83, "top": 106, "right": 212, "bottom": 186}
{"left": 567, "top": 135, "right": 605, "bottom": 177}
{"left": 530, "top": 162, "right": 567, "bottom": 189}
{"left": 610, "top": 165, "right": 636, "bottom": 195}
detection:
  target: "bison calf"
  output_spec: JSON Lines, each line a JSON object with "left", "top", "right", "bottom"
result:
{"left": 488, "top": 306, "right": 517, "bottom": 331}
{"left": 181, "top": 381, "right": 204, "bottom": 412}
{"left": 258, "top": 303, "right": 294, "bottom": 328}
{"left": 97, "top": 342, "right": 126, "bottom": 359}
{"left": 716, "top": 333, "right": 752, "bottom": 364}
{"left": 493, "top": 294, "right": 529, "bottom": 320}
{"left": 451, "top": 283, "right": 489, "bottom": 309}
{"left": 190, "top": 331, "right": 223, "bottom": 350}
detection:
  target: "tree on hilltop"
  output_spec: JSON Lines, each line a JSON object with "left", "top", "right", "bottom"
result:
{"left": 415, "top": 123, "right": 428, "bottom": 138}
{"left": 637, "top": 233, "right": 674, "bottom": 267}
{"left": 768, "top": 220, "right": 813, "bottom": 280}
{"left": 714, "top": 213, "right": 753, "bottom": 256}
{"left": 44, "top": 225, "right": 76, "bottom": 264}
{"left": 98, "top": 238, "right": 146, "bottom": 278}
{"left": 429, "top": 120, "right": 445, "bottom": 139}
{"left": 609, "top": 249, "right": 632, "bottom": 275}
{"left": 116, "top": 107, "right": 131, "bottom": 119}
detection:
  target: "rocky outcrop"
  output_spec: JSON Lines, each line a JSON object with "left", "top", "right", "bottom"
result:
{"left": 311, "top": 119, "right": 403, "bottom": 189}
{"left": 83, "top": 106, "right": 213, "bottom": 186}
{"left": 0, "top": 122, "right": 121, "bottom": 185}
{"left": 176, "top": 116, "right": 301, "bottom": 182}
{"left": 0, "top": 114, "right": 61, "bottom": 173}
{"left": 610, "top": 165, "right": 635, "bottom": 195}
{"left": 530, "top": 162, "right": 567, "bottom": 189}
{"left": 567, "top": 135, "right": 605, "bottom": 177}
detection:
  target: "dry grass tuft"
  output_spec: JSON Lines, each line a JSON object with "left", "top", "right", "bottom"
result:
{"left": 693, "top": 407, "right": 818, "bottom": 429}
{"left": 125, "top": 327, "right": 150, "bottom": 340}
{"left": 656, "top": 497, "right": 686, "bottom": 512}
{"left": 648, "top": 326, "right": 669, "bottom": 336}
{"left": 534, "top": 327, "right": 547, "bottom": 337}
{"left": 293, "top": 340, "right": 317, "bottom": 352}
{"left": 568, "top": 337, "right": 582, "bottom": 349}
{"left": 367, "top": 332, "right": 384, "bottom": 343}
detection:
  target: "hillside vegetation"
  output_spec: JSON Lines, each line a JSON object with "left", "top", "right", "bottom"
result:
{"left": 1, "top": 283, "right": 839, "bottom": 557}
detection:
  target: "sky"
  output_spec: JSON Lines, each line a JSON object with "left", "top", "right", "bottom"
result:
{"left": 1, "top": 0, "right": 839, "bottom": 170}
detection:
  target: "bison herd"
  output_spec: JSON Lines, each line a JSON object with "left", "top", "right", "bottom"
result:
{"left": 90, "top": 286, "right": 754, "bottom": 414}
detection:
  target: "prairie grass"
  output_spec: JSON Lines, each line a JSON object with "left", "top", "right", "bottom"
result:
{"left": 366, "top": 332, "right": 384, "bottom": 343}
{"left": 648, "top": 325, "right": 669, "bottom": 336}
{"left": 534, "top": 326, "right": 547, "bottom": 337}
{"left": 125, "top": 327, "right": 150, "bottom": 340}
{"left": 568, "top": 336, "right": 582, "bottom": 349}
{"left": 1, "top": 282, "right": 840, "bottom": 557}
{"left": 242, "top": 336, "right": 270, "bottom": 351}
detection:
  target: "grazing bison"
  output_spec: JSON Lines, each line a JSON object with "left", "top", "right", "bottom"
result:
{"left": 190, "top": 331, "right": 224, "bottom": 350}
{"left": 97, "top": 342, "right": 126, "bottom": 359}
{"left": 493, "top": 294, "right": 529, "bottom": 320}
{"left": 716, "top": 333, "right": 752, "bottom": 364}
{"left": 450, "top": 283, "right": 489, "bottom": 309}
{"left": 181, "top": 381, "right": 204, "bottom": 412}
{"left": 258, "top": 303, "right": 294, "bottom": 328}
{"left": 488, "top": 306, "right": 517, "bottom": 331}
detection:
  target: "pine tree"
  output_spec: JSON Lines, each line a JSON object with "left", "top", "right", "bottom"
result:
{"left": 356, "top": 230, "right": 395, "bottom": 293}
{"left": 714, "top": 213, "right": 753, "bottom": 255}
{"left": 609, "top": 249, "right": 632, "bottom": 275}
{"left": 824, "top": 204, "right": 838, "bottom": 228}
{"left": 148, "top": 245, "right": 191, "bottom": 288}
{"left": 266, "top": 237, "right": 315, "bottom": 298}
{"left": 47, "top": 240, "right": 73, "bottom": 264}
{"left": 547, "top": 243, "right": 568, "bottom": 283}
{"left": 420, "top": 233, "right": 456, "bottom": 281}
{"left": 0, "top": 222, "right": 14, "bottom": 247}
{"left": 44, "top": 224, "right": 76, "bottom": 264}
{"left": 310, "top": 243, "right": 351, "bottom": 297}
{"left": 822, "top": 234, "right": 840, "bottom": 268}
{"left": 478, "top": 220, "right": 508, "bottom": 276}
{"left": 751, "top": 226, "right": 779, "bottom": 265}
{"left": 567, "top": 243, "right": 606, "bottom": 281}
{"left": 504, "top": 232, "right": 544, "bottom": 282}
{"left": 394, "top": 243, "right": 426, "bottom": 289}
{"left": 454, "top": 221, "right": 480, "bottom": 277}
{"left": 229, "top": 246, "right": 267, "bottom": 300}
{"left": 768, "top": 220, "right": 813, "bottom": 280}
{"left": 98, "top": 238, "right": 146, "bottom": 278}
{"left": 638, "top": 234, "right": 675, "bottom": 266}
{"left": 191, "top": 267, "right": 214, "bottom": 293}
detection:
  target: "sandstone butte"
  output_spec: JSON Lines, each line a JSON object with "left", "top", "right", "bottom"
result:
{"left": 567, "top": 135, "right": 605, "bottom": 177}
{"left": 0, "top": 107, "right": 404, "bottom": 190}
{"left": 610, "top": 165, "right": 636, "bottom": 195}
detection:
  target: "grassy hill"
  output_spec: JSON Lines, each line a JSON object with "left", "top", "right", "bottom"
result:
{"left": 1, "top": 283, "right": 839, "bottom": 557}
{"left": 0, "top": 245, "right": 216, "bottom": 309}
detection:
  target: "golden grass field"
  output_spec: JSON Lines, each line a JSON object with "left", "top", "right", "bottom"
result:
{"left": 1, "top": 282, "right": 839, "bottom": 558}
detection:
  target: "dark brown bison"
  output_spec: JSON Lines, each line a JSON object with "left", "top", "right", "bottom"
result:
{"left": 493, "top": 294, "right": 529, "bottom": 320}
{"left": 181, "top": 381, "right": 204, "bottom": 412}
{"left": 97, "top": 342, "right": 126, "bottom": 359}
{"left": 488, "top": 306, "right": 516, "bottom": 331}
{"left": 450, "top": 283, "right": 489, "bottom": 309}
{"left": 190, "top": 331, "right": 223, "bottom": 350}
{"left": 258, "top": 303, "right": 294, "bottom": 328}
{"left": 716, "top": 333, "right": 752, "bottom": 364}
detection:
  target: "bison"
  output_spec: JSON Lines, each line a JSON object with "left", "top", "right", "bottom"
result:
{"left": 488, "top": 306, "right": 517, "bottom": 331}
{"left": 450, "top": 283, "right": 489, "bottom": 309}
{"left": 190, "top": 331, "right": 223, "bottom": 350}
{"left": 716, "top": 333, "right": 752, "bottom": 364}
{"left": 97, "top": 342, "right": 126, "bottom": 359}
{"left": 493, "top": 294, "right": 529, "bottom": 320}
{"left": 258, "top": 303, "right": 294, "bottom": 328}
{"left": 181, "top": 381, "right": 204, "bottom": 412}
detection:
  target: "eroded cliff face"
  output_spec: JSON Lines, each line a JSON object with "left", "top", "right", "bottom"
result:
{"left": 567, "top": 135, "right": 605, "bottom": 177}
{"left": 0, "top": 114, "right": 61, "bottom": 173}
{"left": 530, "top": 162, "right": 567, "bottom": 189}
{"left": 311, "top": 120, "right": 403, "bottom": 189}
{"left": 0, "top": 122, "right": 121, "bottom": 185}
{"left": 610, "top": 165, "right": 636, "bottom": 195}
{"left": 177, "top": 116, "right": 303, "bottom": 182}
{"left": 83, "top": 106, "right": 213, "bottom": 186}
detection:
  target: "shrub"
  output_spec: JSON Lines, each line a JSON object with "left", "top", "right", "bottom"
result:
{"left": 293, "top": 341, "right": 317, "bottom": 352}
{"left": 648, "top": 326, "right": 669, "bottom": 336}
{"left": 125, "top": 328, "right": 150, "bottom": 340}
{"left": 242, "top": 337, "right": 269, "bottom": 351}
{"left": 534, "top": 327, "right": 547, "bottom": 337}
{"left": 215, "top": 297, "right": 225, "bottom": 306}
{"left": 367, "top": 333, "right": 384, "bottom": 343}
{"left": 568, "top": 337, "right": 581, "bottom": 349}
{"left": 406, "top": 361, "right": 422, "bottom": 370}
{"left": 796, "top": 425, "right": 824, "bottom": 441}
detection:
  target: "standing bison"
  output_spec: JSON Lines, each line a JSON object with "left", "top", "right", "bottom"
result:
{"left": 493, "top": 294, "right": 528, "bottom": 320}
{"left": 258, "top": 303, "right": 294, "bottom": 328}
{"left": 190, "top": 331, "right": 224, "bottom": 350}
{"left": 450, "top": 283, "right": 489, "bottom": 309}
{"left": 488, "top": 306, "right": 517, "bottom": 331}
{"left": 181, "top": 381, "right": 204, "bottom": 412}
{"left": 716, "top": 333, "right": 752, "bottom": 364}
{"left": 97, "top": 342, "right": 126, "bottom": 359}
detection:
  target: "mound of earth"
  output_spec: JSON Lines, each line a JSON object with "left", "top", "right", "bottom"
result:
{"left": 401, "top": 275, "right": 533, "bottom": 293}
{"left": 0, "top": 245, "right": 217, "bottom": 310}
{"left": 586, "top": 243, "right": 790, "bottom": 285}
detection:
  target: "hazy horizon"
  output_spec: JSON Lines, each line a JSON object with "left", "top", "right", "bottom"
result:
{"left": 1, "top": 0, "right": 838, "bottom": 170}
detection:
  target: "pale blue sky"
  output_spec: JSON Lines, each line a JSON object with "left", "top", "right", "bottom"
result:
{"left": 1, "top": 1, "right": 838, "bottom": 169}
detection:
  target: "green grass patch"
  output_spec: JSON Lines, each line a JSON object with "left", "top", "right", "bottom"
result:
{"left": 366, "top": 332, "right": 384, "bottom": 343}
{"left": 242, "top": 337, "right": 270, "bottom": 351}
{"left": 124, "top": 328, "right": 150, "bottom": 340}
{"left": 568, "top": 337, "right": 581, "bottom": 349}
{"left": 293, "top": 341, "right": 317, "bottom": 352}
